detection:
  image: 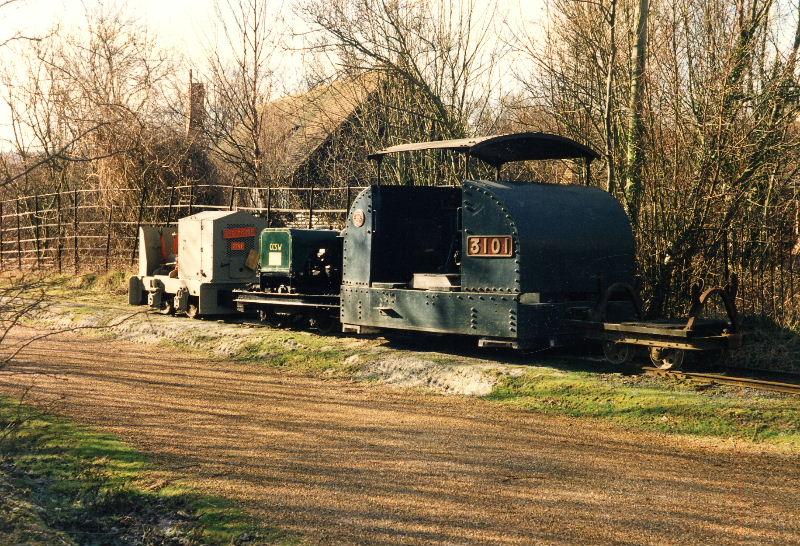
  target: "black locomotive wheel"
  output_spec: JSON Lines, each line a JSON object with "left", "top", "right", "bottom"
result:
{"left": 186, "top": 302, "right": 200, "bottom": 319}
{"left": 310, "top": 314, "right": 339, "bottom": 335}
{"left": 649, "top": 346, "right": 686, "bottom": 370}
{"left": 258, "top": 308, "right": 273, "bottom": 323}
{"left": 158, "top": 299, "right": 175, "bottom": 315}
{"left": 602, "top": 341, "right": 635, "bottom": 365}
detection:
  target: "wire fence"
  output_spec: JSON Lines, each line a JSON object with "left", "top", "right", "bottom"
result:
{"left": 636, "top": 226, "right": 799, "bottom": 324}
{"left": 0, "top": 184, "right": 364, "bottom": 273}
{"left": 1, "top": 183, "right": 798, "bottom": 324}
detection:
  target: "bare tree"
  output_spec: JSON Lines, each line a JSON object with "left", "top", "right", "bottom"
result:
{"left": 623, "top": 0, "right": 649, "bottom": 227}
{"left": 300, "top": 0, "right": 503, "bottom": 140}
{"left": 514, "top": 0, "right": 800, "bottom": 320}
{"left": 205, "top": 0, "right": 279, "bottom": 188}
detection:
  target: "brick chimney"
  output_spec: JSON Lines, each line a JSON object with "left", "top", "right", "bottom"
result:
{"left": 187, "top": 70, "right": 206, "bottom": 142}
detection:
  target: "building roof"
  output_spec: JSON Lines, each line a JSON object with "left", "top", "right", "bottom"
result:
{"left": 259, "top": 74, "right": 379, "bottom": 180}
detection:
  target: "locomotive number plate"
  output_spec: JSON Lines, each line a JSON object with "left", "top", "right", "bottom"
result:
{"left": 467, "top": 236, "right": 514, "bottom": 257}
{"left": 223, "top": 226, "right": 256, "bottom": 239}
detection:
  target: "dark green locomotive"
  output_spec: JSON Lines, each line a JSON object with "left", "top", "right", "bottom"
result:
{"left": 339, "top": 170, "right": 634, "bottom": 348}
{"left": 257, "top": 228, "right": 342, "bottom": 294}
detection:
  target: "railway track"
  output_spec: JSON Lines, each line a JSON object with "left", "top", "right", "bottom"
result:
{"left": 642, "top": 367, "right": 800, "bottom": 395}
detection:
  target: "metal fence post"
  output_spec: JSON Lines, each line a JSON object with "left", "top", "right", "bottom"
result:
{"left": 346, "top": 182, "right": 352, "bottom": 214}
{"left": 0, "top": 201, "right": 4, "bottom": 270}
{"left": 229, "top": 184, "right": 236, "bottom": 211}
{"left": 166, "top": 182, "right": 175, "bottom": 226}
{"left": 16, "top": 198, "right": 21, "bottom": 270}
{"left": 73, "top": 188, "right": 79, "bottom": 274}
{"left": 33, "top": 194, "right": 41, "bottom": 269}
{"left": 131, "top": 187, "right": 147, "bottom": 265}
{"left": 105, "top": 205, "right": 113, "bottom": 271}
{"left": 266, "top": 186, "right": 272, "bottom": 227}
{"left": 308, "top": 183, "right": 314, "bottom": 229}
{"left": 188, "top": 180, "right": 195, "bottom": 215}
{"left": 56, "top": 191, "right": 62, "bottom": 273}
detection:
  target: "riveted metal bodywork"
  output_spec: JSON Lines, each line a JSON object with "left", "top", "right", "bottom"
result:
{"left": 340, "top": 181, "right": 635, "bottom": 348}
{"left": 461, "top": 180, "right": 635, "bottom": 296}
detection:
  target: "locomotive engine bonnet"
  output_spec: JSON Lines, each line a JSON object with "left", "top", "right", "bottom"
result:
{"left": 460, "top": 180, "right": 634, "bottom": 297}
{"left": 341, "top": 132, "right": 636, "bottom": 348}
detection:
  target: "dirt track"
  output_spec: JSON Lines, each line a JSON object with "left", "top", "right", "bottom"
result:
{"left": 1, "top": 328, "right": 799, "bottom": 545}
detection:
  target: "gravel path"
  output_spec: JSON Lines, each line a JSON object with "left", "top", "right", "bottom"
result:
{"left": 1, "top": 328, "right": 798, "bottom": 545}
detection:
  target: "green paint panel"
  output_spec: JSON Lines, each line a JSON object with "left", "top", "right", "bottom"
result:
{"left": 259, "top": 229, "right": 292, "bottom": 272}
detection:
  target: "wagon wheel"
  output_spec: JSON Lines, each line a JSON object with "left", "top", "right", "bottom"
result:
{"left": 603, "top": 341, "right": 635, "bottom": 365}
{"left": 158, "top": 299, "right": 175, "bottom": 315}
{"left": 649, "top": 347, "right": 686, "bottom": 370}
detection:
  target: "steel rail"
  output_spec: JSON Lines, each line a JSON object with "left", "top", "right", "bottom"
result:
{"left": 642, "top": 367, "right": 800, "bottom": 395}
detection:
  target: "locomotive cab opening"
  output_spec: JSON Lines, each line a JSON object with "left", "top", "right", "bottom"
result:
{"left": 365, "top": 186, "right": 462, "bottom": 291}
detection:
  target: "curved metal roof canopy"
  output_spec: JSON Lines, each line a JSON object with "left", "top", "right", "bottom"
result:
{"left": 367, "top": 132, "right": 600, "bottom": 166}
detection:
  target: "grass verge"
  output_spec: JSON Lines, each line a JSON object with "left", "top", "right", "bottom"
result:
{"left": 0, "top": 395, "right": 294, "bottom": 545}
{"left": 10, "top": 269, "right": 800, "bottom": 450}
{"left": 486, "top": 366, "right": 800, "bottom": 448}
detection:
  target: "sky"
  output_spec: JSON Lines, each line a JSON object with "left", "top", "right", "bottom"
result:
{"left": 0, "top": 0, "right": 547, "bottom": 150}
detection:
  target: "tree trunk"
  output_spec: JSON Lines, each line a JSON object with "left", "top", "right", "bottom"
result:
{"left": 624, "top": 0, "right": 649, "bottom": 226}
{"left": 604, "top": 0, "right": 618, "bottom": 194}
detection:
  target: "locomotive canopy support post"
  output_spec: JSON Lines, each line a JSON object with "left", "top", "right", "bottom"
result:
{"left": 495, "top": 164, "right": 501, "bottom": 181}
{"left": 375, "top": 156, "right": 383, "bottom": 186}
{"left": 585, "top": 157, "right": 593, "bottom": 186}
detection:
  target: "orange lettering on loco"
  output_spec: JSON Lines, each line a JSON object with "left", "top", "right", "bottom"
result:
{"left": 230, "top": 241, "right": 245, "bottom": 251}
{"left": 223, "top": 227, "right": 257, "bottom": 239}
{"left": 466, "top": 236, "right": 514, "bottom": 257}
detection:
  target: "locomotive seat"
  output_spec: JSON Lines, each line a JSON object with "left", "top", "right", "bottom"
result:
{"left": 411, "top": 273, "right": 460, "bottom": 291}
